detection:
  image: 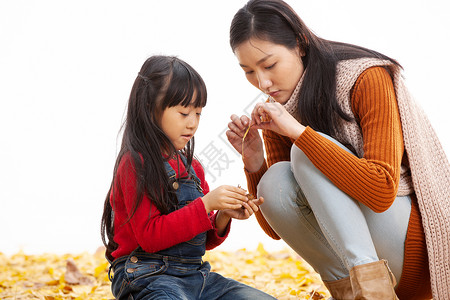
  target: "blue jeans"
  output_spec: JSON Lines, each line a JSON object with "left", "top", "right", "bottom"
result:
{"left": 257, "top": 134, "right": 411, "bottom": 284}
{"left": 109, "top": 249, "right": 276, "bottom": 300}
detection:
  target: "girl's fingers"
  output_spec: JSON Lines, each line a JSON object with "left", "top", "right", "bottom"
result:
{"left": 230, "top": 203, "right": 244, "bottom": 210}
{"left": 225, "top": 194, "right": 247, "bottom": 205}
{"left": 227, "top": 185, "right": 248, "bottom": 198}
{"left": 246, "top": 200, "right": 259, "bottom": 213}
{"left": 241, "top": 202, "right": 254, "bottom": 215}
{"left": 230, "top": 195, "right": 247, "bottom": 203}
{"left": 252, "top": 197, "right": 264, "bottom": 206}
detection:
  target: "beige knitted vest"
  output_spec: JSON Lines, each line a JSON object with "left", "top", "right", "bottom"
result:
{"left": 285, "top": 58, "right": 450, "bottom": 299}
{"left": 337, "top": 58, "right": 450, "bottom": 299}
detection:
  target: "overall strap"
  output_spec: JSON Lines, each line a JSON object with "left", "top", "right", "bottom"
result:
{"left": 163, "top": 152, "right": 203, "bottom": 193}
{"left": 165, "top": 153, "right": 200, "bottom": 181}
{"left": 163, "top": 157, "right": 177, "bottom": 183}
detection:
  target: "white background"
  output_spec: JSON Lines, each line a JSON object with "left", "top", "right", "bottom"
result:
{"left": 1, "top": 0, "right": 449, "bottom": 255}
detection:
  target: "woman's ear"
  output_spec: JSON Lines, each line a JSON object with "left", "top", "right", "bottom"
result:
{"left": 296, "top": 43, "right": 306, "bottom": 57}
{"left": 297, "top": 34, "right": 308, "bottom": 57}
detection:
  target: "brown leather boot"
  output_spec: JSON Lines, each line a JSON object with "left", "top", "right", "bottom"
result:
{"left": 324, "top": 276, "right": 353, "bottom": 299}
{"left": 349, "top": 259, "right": 399, "bottom": 299}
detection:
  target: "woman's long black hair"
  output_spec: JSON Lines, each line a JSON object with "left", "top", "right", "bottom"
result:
{"left": 101, "top": 55, "right": 207, "bottom": 261}
{"left": 230, "top": 0, "right": 400, "bottom": 136}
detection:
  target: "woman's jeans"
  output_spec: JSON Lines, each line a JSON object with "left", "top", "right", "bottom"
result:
{"left": 257, "top": 134, "right": 411, "bottom": 284}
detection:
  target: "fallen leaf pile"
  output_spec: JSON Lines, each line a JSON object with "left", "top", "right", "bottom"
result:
{"left": 0, "top": 243, "right": 330, "bottom": 299}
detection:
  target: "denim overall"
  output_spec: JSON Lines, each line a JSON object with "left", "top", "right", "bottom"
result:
{"left": 109, "top": 155, "right": 275, "bottom": 300}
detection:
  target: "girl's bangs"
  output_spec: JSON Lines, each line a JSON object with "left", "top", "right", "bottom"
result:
{"left": 164, "top": 62, "right": 207, "bottom": 108}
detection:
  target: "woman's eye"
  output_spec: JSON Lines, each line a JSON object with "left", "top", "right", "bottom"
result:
{"left": 180, "top": 113, "right": 188, "bottom": 117}
{"left": 245, "top": 70, "right": 254, "bottom": 75}
{"left": 265, "top": 63, "right": 276, "bottom": 70}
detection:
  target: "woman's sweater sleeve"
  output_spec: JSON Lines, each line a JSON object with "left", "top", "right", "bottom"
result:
{"left": 295, "top": 67, "right": 404, "bottom": 212}
{"left": 244, "top": 128, "right": 293, "bottom": 239}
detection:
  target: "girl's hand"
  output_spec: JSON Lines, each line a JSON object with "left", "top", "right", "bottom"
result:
{"left": 221, "top": 196, "right": 264, "bottom": 220}
{"left": 201, "top": 185, "right": 248, "bottom": 213}
{"left": 250, "top": 102, "right": 305, "bottom": 140}
{"left": 226, "top": 114, "right": 265, "bottom": 172}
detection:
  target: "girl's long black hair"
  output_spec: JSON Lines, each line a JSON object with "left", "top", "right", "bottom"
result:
{"left": 230, "top": 0, "right": 401, "bottom": 136}
{"left": 101, "top": 55, "right": 207, "bottom": 261}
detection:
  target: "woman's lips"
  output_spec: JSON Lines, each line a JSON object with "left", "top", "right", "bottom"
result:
{"left": 269, "top": 91, "right": 280, "bottom": 97}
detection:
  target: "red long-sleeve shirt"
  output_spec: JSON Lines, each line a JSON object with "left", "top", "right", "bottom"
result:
{"left": 111, "top": 154, "right": 230, "bottom": 259}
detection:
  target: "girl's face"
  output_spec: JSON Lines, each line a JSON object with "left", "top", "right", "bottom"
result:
{"left": 234, "top": 38, "right": 304, "bottom": 104}
{"left": 160, "top": 103, "right": 202, "bottom": 151}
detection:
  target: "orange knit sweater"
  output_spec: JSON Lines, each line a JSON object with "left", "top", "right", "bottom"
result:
{"left": 245, "top": 67, "right": 431, "bottom": 299}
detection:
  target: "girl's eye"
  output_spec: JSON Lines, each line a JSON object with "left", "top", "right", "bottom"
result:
{"left": 180, "top": 113, "right": 188, "bottom": 117}
{"left": 245, "top": 70, "right": 254, "bottom": 75}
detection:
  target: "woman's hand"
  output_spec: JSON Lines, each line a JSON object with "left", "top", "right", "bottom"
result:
{"left": 250, "top": 101, "right": 305, "bottom": 140}
{"left": 226, "top": 114, "right": 265, "bottom": 172}
{"left": 201, "top": 185, "right": 248, "bottom": 213}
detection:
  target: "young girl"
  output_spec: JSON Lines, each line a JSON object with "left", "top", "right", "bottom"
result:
{"left": 101, "top": 55, "right": 276, "bottom": 300}
{"left": 226, "top": 0, "right": 450, "bottom": 299}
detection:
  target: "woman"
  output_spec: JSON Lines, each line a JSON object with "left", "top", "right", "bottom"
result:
{"left": 226, "top": 0, "right": 450, "bottom": 299}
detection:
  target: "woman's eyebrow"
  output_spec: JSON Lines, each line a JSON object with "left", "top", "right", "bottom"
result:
{"left": 239, "top": 54, "right": 273, "bottom": 68}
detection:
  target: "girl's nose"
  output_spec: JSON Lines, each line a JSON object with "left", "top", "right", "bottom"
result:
{"left": 187, "top": 115, "right": 199, "bottom": 129}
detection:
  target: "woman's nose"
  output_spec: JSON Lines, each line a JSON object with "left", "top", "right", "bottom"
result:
{"left": 257, "top": 73, "right": 272, "bottom": 91}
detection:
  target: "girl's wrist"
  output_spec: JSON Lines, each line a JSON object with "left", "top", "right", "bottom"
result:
{"left": 216, "top": 210, "right": 231, "bottom": 222}
{"left": 201, "top": 196, "right": 212, "bottom": 214}
{"left": 215, "top": 211, "right": 231, "bottom": 236}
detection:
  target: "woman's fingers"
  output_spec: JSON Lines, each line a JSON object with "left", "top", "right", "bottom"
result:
{"left": 230, "top": 114, "right": 250, "bottom": 130}
{"left": 251, "top": 103, "right": 263, "bottom": 125}
{"left": 228, "top": 114, "right": 252, "bottom": 139}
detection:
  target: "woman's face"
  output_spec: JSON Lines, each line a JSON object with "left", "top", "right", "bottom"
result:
{"left": 234, "top": 38, "right": 304, "bottom": 104}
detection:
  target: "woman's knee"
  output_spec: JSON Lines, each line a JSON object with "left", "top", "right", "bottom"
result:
{"left": 258, "top": 160, "right": 290, "bottom": 186}
{"left": 258, "top": 161, "right": 295, "bottom": 201}
{"left": 257, "top": 161, "right": 302, "bottom": 216}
